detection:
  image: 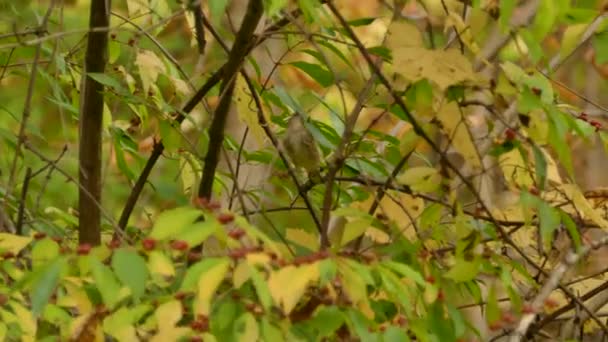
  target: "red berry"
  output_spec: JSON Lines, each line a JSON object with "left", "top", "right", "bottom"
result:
{"left": 59, "top": 246, "right": 71, "bottom": 254}
{"left": 228, "top": 228, "right": 245, "bottom": 240}
{"left": 505, "top": 128, "right": 517, "bottom": 141}
{"left": 425, "top": 275, "right": 436, "bottom": 284}
{"left": 1, "top": 251, "right": 15, "bottom": 259}
{"left": 141, "top": 238, "right": 156, "bottom": 251}
{"left": 218, "top": 213, "right": 235, "bottom": 224}
{"left": 110, "top": 33, "right": 117, "bottom": 40}
{"left": 521, "top": 304, "right": 535, "bottom": 314}
{"left": 33, "top": 232, "right": 47, "bottom": 240}
{"left": 529, "top": 186, "right": 540, "bottom": 196}
{"left": 77, "top": 243, "right": 92, "bottom": 256}
{"left": 174, "top": 292, "right": 187, "bottom": 300}
{"left": 437, "top": 290, "right": 445, "bottom": 301}
{"left": 531, "top": 87, "right": 541, "bottom": 96}
{"left": 170, "top": 240, "right": 189, "bottom": 251}
{"left": 579, "top": 112, "right": 588, "bottom": 121}
{"left": 190, "top": 337, "right": 203, "bottom": 342}
{"left": 590, "top": 120, "right": 602, "bottom": 132}
{"left": 51, "top": 237, "right": 63, "bottom": 243}
{"left": 194, "top": 197, "right": 210, "bottom": 209}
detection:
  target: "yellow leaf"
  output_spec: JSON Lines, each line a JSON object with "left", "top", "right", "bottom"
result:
{"left": 234, "top": 74, "right": 267, "bottom": 147}
{"left": 195, "top": 260, "right": 230, "bottom": 316}
{"left": 436, "top": 101, "right": 482, "bottom": 169}
{"left": 150, "top": 327, "right": 190, "bottom": 342}
{"left": 61, "top": 279, "right": 93, "bottom": 314}
{"left": 398, "top": 166, "right": 441, "bottom": 193}
{"left": 0, "top": 233, "right": 32, "bottom": 255}
{"left": 337, "top": 259, "right": 368, "bottom": 306}
{"left": 233, "top": 261, "right": 251, "bottom": 288}
{"left": 246, "top": 252, "right": 271, "bottom": 267}
{"left": 148, "top": 251, "right": 175, "bottom": 278}
{"left": 392, "top": 47, "right": 478, "bottom": 90}
{"left": 155, "top": 300, "right": 182, "bottom": 331}
{"left": 10, "top": 301, "right": 36, "bottom": 337}
{"left": 135, "top": 50, "right": 166, "bottom": 94}
{"left": 385, "top": 20, "right": 424, "bottom": 50}
{"left": 561, "top": 24, "right": 588, "bottom": 60}
{"left": 364, "top": 227, "right": 390, "bottom": 244}
{"left": 340, "top": 219, "right": 370, "bottom": 246}
{"left": 286, "top": 228, "right": 319, "bottom": 251}
{"left": 499, "top": 149, "right": 534, "bottom": 190}
{"left": 267, "top": 263, "right": 319, "bottom": 314}
{"left": 562, "top": 184, "right": 608, "bottom": 229}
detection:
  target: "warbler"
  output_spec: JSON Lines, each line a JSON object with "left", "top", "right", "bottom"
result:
{"left": 282, "top": 113, "right": 322, "bottom": 181}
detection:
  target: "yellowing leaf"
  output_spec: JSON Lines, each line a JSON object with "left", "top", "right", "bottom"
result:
{"left": 195, "top": 260, "right": 230, "bottom": 316}
{"left": 364, "top": 227, "right": 390, "bottom": 244}
{"left": 233, "top": 313, "right": 260, "bottom": 342}
{"left": 150, "top": 327, "right": 190, "bottom": 342}
{"left": 0, "top": 233, "right": 32, "bottom": 255}
{"left": 233, "top": 261, "right": 251, "bottom": 288}
{"left": 234, "top": 74, "right": 267, "bottom": 147}
{"left": 135, "top": 50, "right": 166, "bottom": 94}
{"left": 392, "top": 47, "right": 478, "bottom": 90}
{"left": 337, "top": 259, "right": 368, "bottom": 306}
{"left": 155, "top": 300, "right": 182, "bottom": 331}
{"left": 385, "top": 20, "right": 424, "bottom": 50}
{"left": 436, "top": 101, "right": 482, "bottom": 169}
{"left": 246, "top": 252, "right": 271, "bottom": 267}
{"left": 398, "top": 166, "right": 441, "bottom": 193}
{"left": 148, "top": 251, "right": 175, "bottom": 278}
{"left": 499, "top": 149, "right": 534, "bottom": 189}
{"left": 561, "top": 24, "right": 588, "bottom": 60}
{"left": 10, "top": 301, "right": 36, "bottom": 337}
{"left": 340, "top": 218, "right": 370, "bottom": 246}
{"left": 562, "top": 184, "right": 608, "bottom": 229}
{"left": 268, "top": 263, "right": 319, "bottom": 314}
{"left": 286, "top": 228, "right": 319, "bottom": 251}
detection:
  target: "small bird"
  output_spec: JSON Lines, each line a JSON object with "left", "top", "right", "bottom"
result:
{"left": 282, "top": 113, "right": 321, "bottom": 181}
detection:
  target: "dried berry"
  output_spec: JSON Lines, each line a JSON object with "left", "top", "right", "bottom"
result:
{"left": 218, "top": 213, "right": 235, "bottom": 225}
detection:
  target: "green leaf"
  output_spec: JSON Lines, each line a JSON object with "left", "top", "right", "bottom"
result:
{"left": 111, "top": 248, "right": 149, "bottom": 301}
{"left": 444, "top": 258, "right": 481, "bottom": 283}
{"left": 30, "top": 257, "right": 65, "bottom": 317}
{"left": 289, "top": 61, "right": 334, "bottom": 87}
{"left": 498, "top": 0, "right": 517, "bottom": 32}
{"left": 347, "top": 17, "right": 376, "bottom": 27}
{"left": 149, "top": 207, "right": 203, "bottom": 240}
{"left": 31, "top": 238, "right": 60, "bottom": 270}
{"left": 381, "top": 261, "right": 425, "bottom": 285}
{"left": 233, "top": 312, "right": 259, "bottom": 342}
{"left": 532, "top": 145, "right": 547, "bottom": 190}
{"left": 87, "top": 73, "right": 125, "bottom": 92}
{"left": 594, "top": 31, "right": 608, "bottom": 64}
{"left": 173, "top": 219, "right": 220, "bottom": 247}
{"left": 383, "top": 326, "right": 410, "bottom": 342}
{"left": 539, "top": 202, "right": 560, "bottom": 251}
{"left": 209, "top": 0, "right": 230, "bottom": 26}
{"left": 548, "top": 109, "right": 574, "bottom": 176}
{"left": 90, "top": 256, "right": 123, "bottom": 308}
{"left": 248, "top": 266, "right": 273, "bottom": 311}
{"left": 308, "top": 306, "right": 345, "bottom": 337}
{"left": 298, "top": 0, "right": 320, "bottom": 22}
{"left": 180, "top": 258, "right": 227, "bottom": 291}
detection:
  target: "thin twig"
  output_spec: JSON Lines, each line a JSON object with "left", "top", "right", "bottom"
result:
{"left": 15, "top": 168, "right": 32, "bottom": 235}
